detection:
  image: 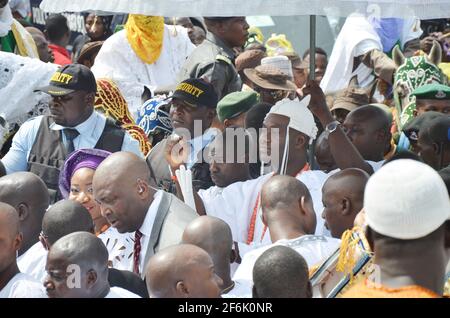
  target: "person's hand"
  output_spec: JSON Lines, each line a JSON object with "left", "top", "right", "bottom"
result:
{"left": 300, "top": 79, "right": 333, "bottom": 124}
{"left": 164, "top": 134, "right": 190, "bottom": 172}
{"left": 420, "top": 33, "right": 443, "bottom": 53}
{"left": 0, "top": 0, "right": 8, "bottom": 8}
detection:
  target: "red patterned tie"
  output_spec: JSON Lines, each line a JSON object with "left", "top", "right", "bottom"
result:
{"left": 133, "top": 230, "right": 143, "bottom": 275}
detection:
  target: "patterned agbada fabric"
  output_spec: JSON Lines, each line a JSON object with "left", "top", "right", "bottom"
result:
{"left": 125, "top": 15, "right": 164, "bottom": 64}
{"left": 342, "top": 279, "right": 441, "bottom": 298}
{"left": 94, "top": 78, "right": 151, "bottom": 155}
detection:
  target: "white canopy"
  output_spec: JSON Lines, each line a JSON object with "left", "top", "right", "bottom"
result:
{"left": 39, "top": 0, "right": 450, "bottom": 19}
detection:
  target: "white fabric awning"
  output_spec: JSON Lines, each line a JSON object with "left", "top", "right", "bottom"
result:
{"left": 39, "top": 0, "right": 450, "bottom": 19}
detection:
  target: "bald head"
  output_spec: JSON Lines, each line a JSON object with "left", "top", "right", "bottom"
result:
{"left": 0, "top": 202, "right": 22, "bottom": 273}
{"left": 42, "top": 200, "right": 94, "bottom": 247}
{"left": 25, "top": 26, "right": 45, "bottom": 37}
{"left": 322, "top": 168, "right": 370, "bottom": 238}
{"left": 93, "top": 152, "right": 155, "bottom": 234}
{"left": 146, "top": 244, "right": 222, "bottom": 298}
{"left": 0, "top": 172, "right": 49, "bottom": 213}
{"left": 45, "top": 232, "right": 109, "bottom": 298}
{"left": 50, "top": 232, "right": 108, "bottom": 271}
{"left": 324, "top": 168, "right": 369, "bottom": 199}
{"left": 261, "top": 175, "right": 312, "bottom": 211}
{"left": 347, "top": 105, "right": 391, "bottom": 130}
{"left": 0, "top": 172, "right": 49, "bottom": 254}
{"left": 261, "top": 175, "right": 316, "bottom": 236}
{"left": 182, "top": 216, "right": 233, "bottom": 274}
{"left": 344, "top": 105, "right": 392, "bottom": 161}
{"left": 0, "top": 202, "right": 20, "bottom": 237}
{"left": 94, "top": 151, "right": 151, "bottom": 187}
{"left": 253, "top": 245, "right": 311, "bottom": 298}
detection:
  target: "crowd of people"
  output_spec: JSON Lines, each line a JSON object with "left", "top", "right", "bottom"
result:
{"left": 0, "top": 0, "right": 449, "bottom": 299}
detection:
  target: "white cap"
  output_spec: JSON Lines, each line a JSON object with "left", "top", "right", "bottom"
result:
{"left": 261, "top": 56, "right": 294, "bottom": 80}
{"left": 365, "top": 159, "right": 450, "bottom": 240}
{"left": 268, "top": 96, "right": 318, "bottom": 141}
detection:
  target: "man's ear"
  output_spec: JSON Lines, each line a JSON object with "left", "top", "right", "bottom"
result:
{"left": 136, "top": 178, "right": 149, "bottom": 198}
{"left": 294, "top": 133, "right": 307, "bottom": 150}
{"left": 305, "top": 281, "right": 313, "bottom": 298}
{"left": 14, "top": 232, "right": 23, "bottom": 251}
{"left": 261, "top": 211, "right": 268, "bottom": 227}
{"left": 17, "top": 203, "right": 29, "bottom": 222}
{"left": 230, "top": 248, "right": 237, "bottom": 264}
{"left": 176, "top": 281, "right": 189, "bottom": 297}
{"left": 207, "top": 109, "right": 217, "bottom": 122}
{"left": 85, "top": 92, "right": 96, "bottom": 106}
{"left": 444, "top": 221, "right": 450, "bottom": 249}
{"left": 365, "top": 226, "right": 375, "bottom": 252}
{"left": 341, "top": 197, "right": 352, "bottom": 216}
{"left": 299, "top": 196, "right": 308, "bottom": 215}
{"left": 432, "top": 142, "right": 441, "bottom": 155}
{"left": 86, "top": 269, "right": 98, "bottom": 288}
{"left": 252, "top": 285, "right": 259, "bottom": 298}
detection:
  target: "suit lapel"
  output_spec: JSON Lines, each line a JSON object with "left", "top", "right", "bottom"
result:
{"left": 141, "top": 191, "right": 172, "bottom": 278}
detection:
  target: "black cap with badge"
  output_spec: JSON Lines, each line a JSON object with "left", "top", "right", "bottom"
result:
{"left": 170, "top": 78, "right": 218, "bottom": 108}
{"left": 35, "top": 64, "right": 97, "bottom": 96}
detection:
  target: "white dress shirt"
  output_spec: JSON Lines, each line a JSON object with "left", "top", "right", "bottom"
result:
{"left": 2, "top": 110, "right": 142, "bottom": 174}
{"left": 186, "top": 128, "right": 218, "bottom": 169}
{"left": 17, "top": 242, "right": 48, "bottom": 283}
{"left": 131, "top": 190, "right": 163, "bottom": 274}
{"left": 232, "top": 235, "right": 341, "bottom": 297}
{"left": 0, "top": 273, "right": 46, "bottom": 298}
{"left": 199, "top": 170, "right": 330, "bottom": 250}
{"left": 105, "top": 287, "right": 141, "bottom": 298}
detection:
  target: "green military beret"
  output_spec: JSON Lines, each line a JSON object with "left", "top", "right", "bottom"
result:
{"left": 217, "top": 91, "right": 259, "bottom": 122}
{"left": 411, "top": 83, "right": 450, "bottom": 100}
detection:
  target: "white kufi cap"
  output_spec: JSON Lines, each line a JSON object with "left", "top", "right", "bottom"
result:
{"left": 364, "top": 159, "right": 450, "bottom": 240}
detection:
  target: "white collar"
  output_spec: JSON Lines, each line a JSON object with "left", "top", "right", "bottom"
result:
{"left": 50, "top": 111, "right": 99, "bottom": 135}
{"left": 138, "top": 190, "right": 163, "bottom": 237}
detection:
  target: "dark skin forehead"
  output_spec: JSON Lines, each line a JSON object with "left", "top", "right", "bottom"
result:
{"left": 323, "top": 169, "right": 369, "bottom": 197}
{"left": 416, "top": 99, "right": 450, "bottom": 110}
{"left": 94, "top": 152, "right": 150, "bottom": 188}
{"left": 263, "top": 113, "right": 290, "bottom": 130}
{"left": 0, "top": 172, "right": 49, "bottom": 207}
{"left": 344, "top": 106, "right": 390, "bottom": 131}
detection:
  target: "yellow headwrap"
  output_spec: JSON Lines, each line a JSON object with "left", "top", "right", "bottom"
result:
{"left": 125, "top": 15, "right": 165, "bottom": 65}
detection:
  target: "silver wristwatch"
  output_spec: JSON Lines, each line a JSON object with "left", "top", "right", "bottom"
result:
{"left": 325, "top": 120, "right": 341, "bottom": 135}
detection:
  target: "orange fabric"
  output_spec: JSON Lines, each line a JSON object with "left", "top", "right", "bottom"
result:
{"left": 342, "top": 279, "right": 441, "bottom": 298}
{"left": 95, "top": 224, "right": 110, "bottom": 236}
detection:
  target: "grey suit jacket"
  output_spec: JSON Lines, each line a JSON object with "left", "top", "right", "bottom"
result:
{"left": 141, "top": 191, "right": 198, "bottom": 278}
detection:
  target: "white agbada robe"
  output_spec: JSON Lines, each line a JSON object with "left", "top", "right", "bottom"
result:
{"left": 105, "top": 287, "right": 141, "bottom": 298}
{"left": 91, "top": 25, "right": 195, "bottom": 119}
{"left": 231, "top": 235, "right": 341, "bottom": 297}
{"left": 199, "top": 170, "right": 330, "bottom": 257}
{"left": 320, "top": 14, "right": 422, "bottom": 95}
{"left": 17, "top": 242, "right": 48, "bottom": 282}
{"left": 0, "top": 272, "right": 46, "bottom": 298}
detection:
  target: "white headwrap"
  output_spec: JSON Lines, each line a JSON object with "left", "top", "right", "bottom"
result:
{"left": 266, "top": 96, "right": 318, "bottom": 175}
